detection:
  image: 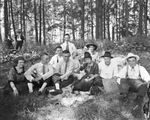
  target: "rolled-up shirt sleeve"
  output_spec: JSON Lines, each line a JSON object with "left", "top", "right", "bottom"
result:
{"left": 116, "top": 66, "right": 127, "bottom": 79}
{"left": 42, "top": 65, "right": 54, "bottom": 80}
{"left": 24, "top": 64, "right": 36, "bottom": 82}
{"left": 140, "top": 66, "right": 150, "bottom": 82}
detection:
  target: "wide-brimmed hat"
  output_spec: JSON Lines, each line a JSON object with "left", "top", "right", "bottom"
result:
{"left": 101, "top": 51, "right": 113, "bottom": 58}
{"left": 126, "top": 53, "right": 139, "bottom": 61}
{"left": 86, "top": 42, "right": 98, "bottom": 50}
{"left": 84, "top": 52, "right": 92, "bottom": 59}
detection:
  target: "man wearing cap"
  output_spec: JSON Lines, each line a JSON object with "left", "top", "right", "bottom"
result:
{"left": 15, "top": 30, "right": 25, "bottom": 51}
{"left": 98, "top": 51, "right": 118, "bottom": 79}
{"left": 61, "top": 34, "right": 77, "bottom": 55}
{"left": 117, "top": 53, "right": 150, "bottom": 109}
{"left": 86, "top": 42, "right": 99, "bottom": 62}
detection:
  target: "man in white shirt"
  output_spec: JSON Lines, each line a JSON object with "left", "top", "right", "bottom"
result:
{"left": 49, "top": 46, "right": 63, "bottom": 68}
{"left": 54, "top": 50, "right": 75, "bottom": 88}
{"left": 117, "top": 53, "right": 150, "bottom": 109}
{"left": 24, "top": 52, "right": 57, "bottom": 95}
{"left": 99, "top": 51, "right": 118, "bottom": 79}
{"left": 61, "top": 34, "right": 77, "bottom": 55}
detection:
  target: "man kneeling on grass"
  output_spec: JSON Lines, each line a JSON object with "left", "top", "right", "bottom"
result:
{"left": 24, "top": 52, "right": 59, "bottom": 95}
{"left": 117, "top": 53, "right": 150, "bottom": 110}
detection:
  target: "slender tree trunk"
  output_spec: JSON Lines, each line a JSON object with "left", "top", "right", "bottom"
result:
{"left": 81, "top": 0, "right": 85, "bottom": 40}
{"left": 4, "top": 0, "right": 9, "bottom": 39}
{"left": 144, "top": 0, "right": 148, "bottom": 36}
{"left": 103, "top": 0, "right": 106, "bottom": 39}
{"left": 10, "top": 0, "right": 16, "bottom": 41}
{"left": 8, "top": 1, "right": 11, "bottom": 33}
{"left": 96, "top": 0, "right": 99, "bottom": 39}
{"left": 99, "top": 0, "right": 103, "bottom": 39}
{"left": 71, "top": 0, "right": 75, "bottom": 41}
{"left": 20, "top": 0, "right": 22, "bottom": 31}
{"left": 138, "top": 0, "right": 143, "bottom": 35}
{"left": 125, "top": 0, "right": 129, "bottom": 37}
{"left": 63, "top": 0, "right": 66, "bottom": 41}
{"left": 39, "top": 0, "right": 42, "bottom": 45}
{"left": 0, "top": 0, "right": 2, "bottom": 43}
{"left": 23, "top": 0, "right": 26, "bottom": 41}
{"left": 115, "top": 0, "right": 118, "bottom": 41}
{"left": 118, "top": 0, "right": 121, "bottom": 40}
{"left": 90, "top": 0, "right": 94, "bottom": 39}
{"left": 34, "top": 0, "right": 38, "bottom": 44}
{"left": 106, "top": 3, "right": 110, "bottom": 41}
{"left": 112, "top": 26, "right": 115, "bottom": 41}
{"left": 43, "top": 0, "right": 46, "bottom": 45}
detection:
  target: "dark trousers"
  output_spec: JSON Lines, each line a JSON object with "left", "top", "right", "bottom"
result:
{"left": 3, "top": 79, "right": 29, "bottom": 95}
{"left": 120, "top": 78, "right": 148, "bottom": 97}
{"left": 16, "top": 41, "right": 23, "bottom": 50}
{"left": 73, "top": 76, "right": 103, "bottom": 91}
{"left": 31, "top": 76, "right": 54, "bottom": 90}
{"left": 61, "top": 75, "right": 75, "bottom": 88}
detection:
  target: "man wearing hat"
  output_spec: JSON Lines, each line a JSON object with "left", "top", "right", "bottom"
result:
{"left": 15, "top": 29, "right": 25, "bottom": 51}
{"left": 86, "top": 42, "right": 99, "bottom": 62}
{"left": 117, "top": 53, "right": 150, "bottom": 111}
{"left": 98, "top": 51, "right": 118, "bottom": 79}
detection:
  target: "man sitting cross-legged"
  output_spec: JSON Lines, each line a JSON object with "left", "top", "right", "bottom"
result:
{"left": 117, "top": 53, "right": 150, "bottom": 112}
{"left": 24, "top": 52, "right": 59, "bottom": 95}
{"left": 72, "top": 52, "right": 102, "bottom": 94}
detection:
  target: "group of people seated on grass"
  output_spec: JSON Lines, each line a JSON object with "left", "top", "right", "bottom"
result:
{"left": 3, "top": 34, "right": 150, "bottom": 110}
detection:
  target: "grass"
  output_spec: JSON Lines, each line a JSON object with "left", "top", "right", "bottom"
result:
{"left": 0, "top": 51, "right": 150, "bottom": 120}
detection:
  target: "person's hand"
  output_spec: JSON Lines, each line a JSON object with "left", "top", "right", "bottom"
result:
{"left": 34, "top": 76, "right": 42, "bottom": 82}
{"left": 52, "top": 75, "right": 61, "bottom": 82}
{"left": 89, "top": 74, "right": 94, "bottom": 77}
{"left": 13, "top": 88, "right": 19, "bottom": 97}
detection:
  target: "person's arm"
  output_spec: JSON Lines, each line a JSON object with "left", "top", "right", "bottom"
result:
{"left": 60, "top": 61, "right": 74, "bottom": 80}
{"left": 8, "top": 68, "right": 18, "bottom": 96}
{"left": 80, "top": 63, "right": 88, "bottom": 71}
{"left": 116, "top": 66, "right": 127, "bottom": 84}
{"left": 140, "top": 66, "right": 150, "bottom": 82}
{"left": 24, "top": 64, "right": 37, "bottom": 82}
{"left": 49, "top": 56, "right": 55, "bottom": 65}
{"left": 42, "top": 65, "right": 55, "bottom": 80}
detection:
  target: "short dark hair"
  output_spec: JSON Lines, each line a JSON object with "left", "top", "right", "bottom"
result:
{"left": 62, "top": 50, "right": 70, "bottom": 54}
{"left": 65, "top": 34, "right": 70, "bottom": 37}
{"left": 55, "top": 46, "right": 62, "bottom": 50}
{"left": 13, "top": 56, "right": 25, "bottom": 67}
{"left": 41, "top": 52, "right": 49, "bottom": 58}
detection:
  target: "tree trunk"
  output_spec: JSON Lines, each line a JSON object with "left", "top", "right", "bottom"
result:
{"left": 90, "top": 0, "right": 94, "bottom": 39}
{"left": 138, "top": 0, "right": 143, "bottom": 35}
{"left": 103, "top": 0, "right": 106, "bottom": 39}
{"left": 43, "top": 0, "right": 46, "bottom": 45}
{"left": 115, "top": 0, "right": 118, "bottom": 41}
{"left": 20, "top": 0, "right": 22, "bottom": 31}
{"left": 23, "top": 0, "right": 26, "bottom": 41}
{"left": 39, "top": 0, "right": 42, "bottom": 45}
{"left": 71, "top": 0, "right": 75, "bottom": 41}
{"left": 144, "top": 0, "right": 148, "bottom": 36}
{"left": 99, "top": 0, "right": 103, "bottom": 40}
{"left": 81, "top": 0, "right": 85, "bottom": 40}
{"left": 125, "top": 0, "right": 129, "bottom": 37}
{"left": 96, "top": 0, "right": 99, "bottom": 39}
{"left": 4, "top": 0, "right": 9, "bottom": 39}
{"left": 10, "top": 0, "right": 16, "bottom": 41}
{"left": 0, "top": 0, "right": 2, "bottom": 43}
{"left": 63, "top": 0, "right": 66, "bottom": 41}
{"left": 106, "top": 3, "right": 110, "bottom": 41}
{"left": 34, "top": 0, "right": 38, "bottom": 44}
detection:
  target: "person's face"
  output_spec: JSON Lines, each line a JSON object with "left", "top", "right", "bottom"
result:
{"left": 85, "top": 58, "right": 92, "bottom": 64}
{"left": 89, "top": 46, "right": 95, "bottom": 52}
{"left": 127, "top": 57, "right": 137, "bottom": 67}
{"left": 17, "top": 60, "right": 25, "bottom": 68}
{"left": 56, "top": 48, "right": 62, "bottom": 55}
{"left": 63, "top": 53, "right": 70, "bottom": 62}
{"left": 41, "top": 55, "right": 49, "bottom": 65}
{"left": 64, "top": 35, "right": 70, "bottom": 42}
{"left": 104, "top": 57, "right": 111, "bottom": 66}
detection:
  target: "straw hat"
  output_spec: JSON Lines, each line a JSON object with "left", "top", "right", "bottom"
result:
{"left": 126, "top": 53, "right": 140, "bottom": 61}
